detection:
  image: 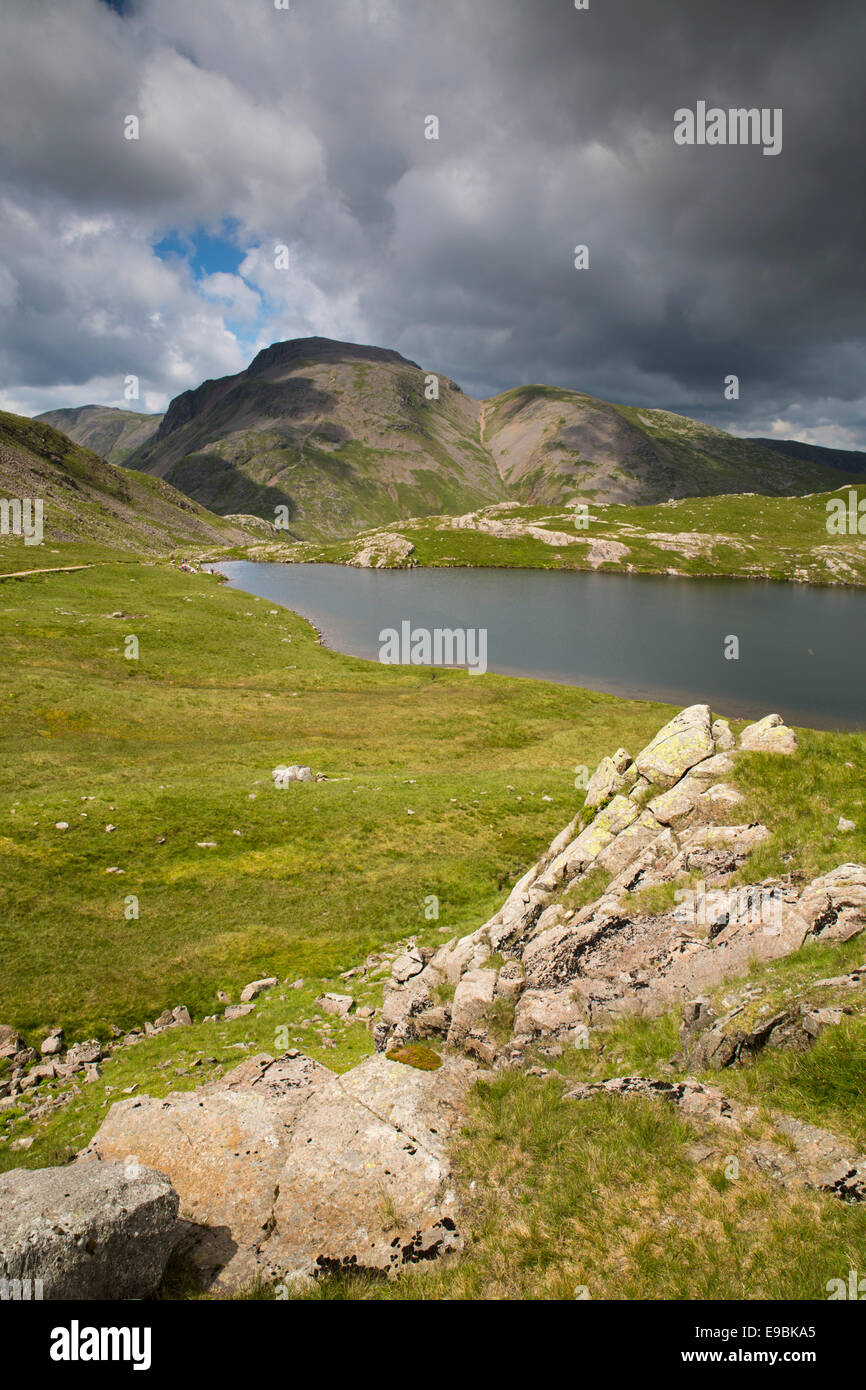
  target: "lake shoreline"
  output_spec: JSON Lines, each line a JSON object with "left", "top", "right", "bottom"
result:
{"left": 208, "top": 560, "right": 866, "bottom": 733}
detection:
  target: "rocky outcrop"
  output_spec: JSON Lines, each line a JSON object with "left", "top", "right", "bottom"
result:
{"left": 0, "top": 1160, "right": 179, "bottom": 1299}
{"left": 84, "top": 1052, "right": 334, "bottom": 1286}
{"left": 678, "top": 961, "right": 865, "bottom": 1071}
{"left": 261, "top": 1052, "right": 475, "bottom": 1281}
{"left": 350, "top": 533, "right": 416, "bottom": 569}
{"left": 374, "top": 704, "right": 860, "bottom": 1064}
{"left": 84, "top": 1048, "right": 476, "bottom": 1289}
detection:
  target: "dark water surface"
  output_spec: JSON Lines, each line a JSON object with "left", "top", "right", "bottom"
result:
{"left": 210, "top": 561, "right": 866, "bottom": 730}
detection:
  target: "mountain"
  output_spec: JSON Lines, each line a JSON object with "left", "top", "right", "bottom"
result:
{"left": 36, "top": 405, "right": 163, "bottom": 465}
{"left": 122, "top": 337, "right": 504, "bottom": 540}
{"left": 0, "top": 411, "right": 257, "bottom": 553}
{"left": 482, "top": 386, "right": 864, "bottom": 505}
{"left": 751, "top": 436, "right": 866, "bottom": 475}
{"left": 37, "top": 338, "right": 866, "bottom": 541}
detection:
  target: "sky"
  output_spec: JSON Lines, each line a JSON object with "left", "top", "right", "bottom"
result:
{"left": 0, "top": 0, "right": 864, "bottom": 448}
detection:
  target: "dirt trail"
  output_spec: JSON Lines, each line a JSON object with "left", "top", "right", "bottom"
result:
{"left": 0, "top": 564, "right": 95, "bottom": 580}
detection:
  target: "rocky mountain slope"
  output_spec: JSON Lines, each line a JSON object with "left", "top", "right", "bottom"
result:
{"left": 0, "top": 411, "right": 256, "bottom": 554}
{"left": 755, "top": 436, "right": 866, "bottom": 476}
{"left": 36, "top": 405, "right": 163, "bottom": 466}
{"left": 483, "top": 388, "right": 861, "bottom": 505}
{"left": 36, "top": 339, "right": 866, "bottom": 541}
{"left": 121, "top": 337, "right": 504, "bottom": 540}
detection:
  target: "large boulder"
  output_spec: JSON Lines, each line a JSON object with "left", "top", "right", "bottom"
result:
{"left": 261, "top": 1052, "right": 476, "bottom": 1281}
{"left": 85, "top": 1053, "right": 334, "bottom": 1286}
{"left": 739, "top": 713, "right": 798, "bottom": 755}
{"left": 0, "top": 1160, "right": 179, "bottom": 1300}
{"left": 634, "top": 704, "right": 715, "bottom": 788}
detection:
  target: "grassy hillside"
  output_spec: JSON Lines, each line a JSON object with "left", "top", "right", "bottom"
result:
{"left": 36, "top": 405, "right": 163, "bottom": 465}
{"left": 0, "top": 411, "right": 256, "bottom": 558}
{"left": 251, "top": 490, "right": 866, "bottom": 587}
{"left": 483, "top": 385, "right": 865, "bottom": 505}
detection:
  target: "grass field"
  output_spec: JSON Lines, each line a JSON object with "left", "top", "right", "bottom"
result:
{"left": 2, "top": 535, "right": 865, "bottom": 1301}
{"left": 263, "top": 491, "right": 866, "bottom": 587}
{"left": 0, "top": 538, "right": 675, "bottom": 1047}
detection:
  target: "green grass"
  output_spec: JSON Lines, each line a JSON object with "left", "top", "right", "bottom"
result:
{"left": 3, "top": 541, "right": 866, "bottom": 1302}
{"left": 269, "top": 490, "right": 866, "bottom": 587}
{"left": 730, "top": 733, "right": 866, "bottom": 883}
{"left": 286, "top": 1075, "right": 866, "bottom": 1300}
{"left": 0, "top": 553, "right": 673, "bottom": 1050}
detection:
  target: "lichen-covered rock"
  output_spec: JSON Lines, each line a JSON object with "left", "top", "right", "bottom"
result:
{"left": 739, "top": 713, "right": 798, "bottom": 754}
{"left": 513, "top": 988, "right": 586, "bottom": 1042}
{"left": 85, "top": 1053, "right": 334, "bottom": 1287}
{"left": 584, "top": 750, "right": 632, "bottom": 810}
{"left": 261, "top": 1052, "right": 475, "bottom": 1280}
{"left": 634, "top": 704, "right": 715, "bottom": 788}
{"left": 0, "top": 1160, "right": 179, "bottom": 1300}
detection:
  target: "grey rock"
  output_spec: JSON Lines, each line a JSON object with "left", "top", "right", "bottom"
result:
{"left": 240, "top": 977, "right": 279, "bottom": 1003}
{"left": 0, "top": 1160, "right": 179, "bottom": 1300}
{"left": 66, "top": 1040, "right": 103, "bottom": 1070}
{"left": 0, "top": 1026, "right": 22, "bottom": 1059}
{"left": 739, "top": 714, "right": 798, "bottom": 755}
{"left": 316, "top": 993, "right": 355, "bottom": 1017}
{"left": 224, "top": 1003, "right": 256, "bottom": 1021}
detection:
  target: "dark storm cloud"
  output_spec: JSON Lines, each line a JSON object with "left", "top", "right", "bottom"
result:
{"left": 0, "top": 0, "right": 863, "bottom": 446}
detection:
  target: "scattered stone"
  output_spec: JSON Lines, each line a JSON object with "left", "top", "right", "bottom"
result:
{"left": 316, "top": 993, "right": 354, "bottom": 1017}
{"left": 65, "top": 1040, "right": 103, "bottom": 1069}
{"left": 839, "top": 817, "right": 856, "bottom": 833}
{"left": 224, "top": 1003, "right": 256, "bottom": 1021}
{"left": 240, "top": 977, "right": 279, "bottom": 1003}
{"left": 0, "top": 1026, "right": 22, "bottom": 1059}
{"left": 739, "top": 713, "right": 798, "bottom": 755}
{"left": 40, "top": 1030, "right": 63, "bottom": 1057}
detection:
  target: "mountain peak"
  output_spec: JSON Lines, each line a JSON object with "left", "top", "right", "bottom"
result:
{"left": 246, "top": 336, "right": 420, "bottom": 376}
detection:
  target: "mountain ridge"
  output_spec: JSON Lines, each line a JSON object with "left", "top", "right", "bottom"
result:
{"left": 34, "top": 337, "right": 866, "bottom": 541}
